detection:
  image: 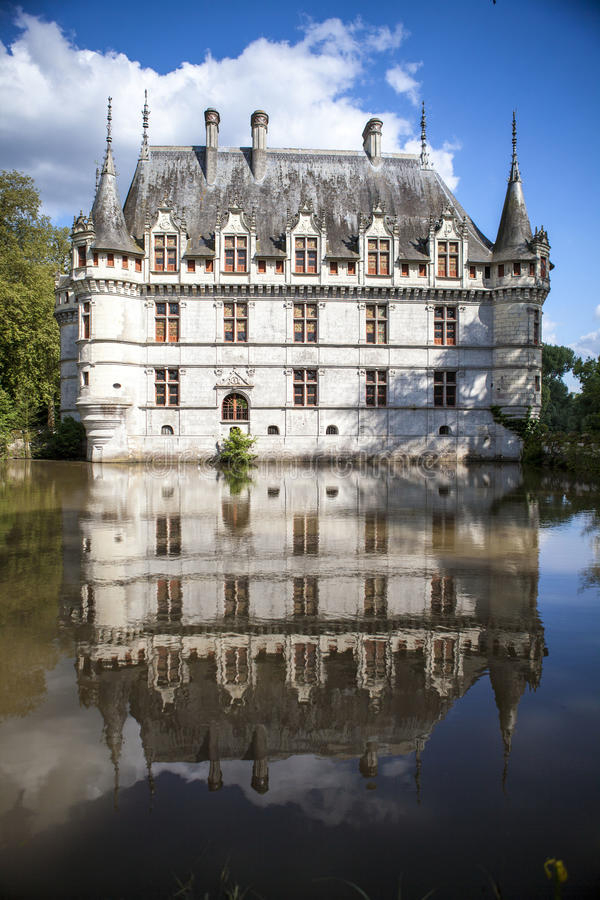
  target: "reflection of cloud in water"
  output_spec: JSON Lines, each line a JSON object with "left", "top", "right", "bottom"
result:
{"left": 153, "top": 755, "right": 416, "bottom": 828}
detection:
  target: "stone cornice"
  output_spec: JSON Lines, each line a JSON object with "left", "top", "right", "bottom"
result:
{"left": 142, "top": 283, "right": 499, "bottom": 303}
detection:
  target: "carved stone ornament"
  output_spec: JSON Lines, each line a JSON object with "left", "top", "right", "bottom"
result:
{"left": 215, "top": 368, "right": 253, "bottom": 388}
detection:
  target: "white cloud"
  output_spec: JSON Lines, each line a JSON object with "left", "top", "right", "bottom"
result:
{"left": 0, "top": 13, "right": 457, "bottom": 221}
{"left": 542, "top": 316, "right": 558, "bottom": 345}
{"left": 402, "top": 137, "right": 460, "bottom": 192}
{"left": 595, "top": 305, "right": 600, "bottom": 319}
{"left": 385, "top": 62, "right": 422, "bottom": 105}
{"left": 570, "top": 329, "right": 600, "bottom": 360}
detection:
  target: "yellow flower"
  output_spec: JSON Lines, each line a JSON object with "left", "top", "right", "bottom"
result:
{"left": 544, "top": 858, "right": 568, "bottom": 883}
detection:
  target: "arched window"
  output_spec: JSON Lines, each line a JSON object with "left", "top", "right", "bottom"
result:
{"left": 161, "top": 425, "right": 174, "bottom": 435}
{"left": 222, "top": 393, "right": 249, "bottom": 421}
{"left": 326, "top": 425, "right": 338, "bottom": 435}
{"left": 267, "top": 425, "right": 279, "bottom": 435}
{"left": 439, "top": 425, "right": 451, "bottom": 436}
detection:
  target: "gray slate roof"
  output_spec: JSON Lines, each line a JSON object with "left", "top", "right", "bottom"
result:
{"left": 123, "top": 147, "right": 493, "bottom": 263}
{"left": 493, "top": 178, "right": 534, "bottom": 262}
{"left": 92, "top": 146, "right": 143, "bottom": 255}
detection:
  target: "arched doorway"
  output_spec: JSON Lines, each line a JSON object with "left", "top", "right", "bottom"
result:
{"left": 222, "top": 393, "right": 249, "bottom": 421}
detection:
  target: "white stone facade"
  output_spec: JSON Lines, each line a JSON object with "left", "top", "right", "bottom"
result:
{"left": 55, "top": 105, "right": 551, "bottom": 461}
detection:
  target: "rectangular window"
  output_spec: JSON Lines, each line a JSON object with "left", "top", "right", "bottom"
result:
{"left": 257, "top": 259, "right": 266, "bottom": 274}
{"left": 186, "top": 258, "right": 196, "bottom": 273}
{"left": 431, "top": 575, "right": 456, "bottom": 616}
{"left": 419, "top": 263, "right": 427, "bottom": 277}
{"left": 224, "top": 576, "right": 249, "bottom": 618}
{"left": 93, "top": 253, "right": 99, "bottom": 267}
{"left": 469, "top": 265, "right": 476, "bottom": 279}
{"left": 437, "top": 241, "right": 459, "bottom": 277}
{"left": 155, "top": 302, "right": 180, "bottom": 343}
{"left": 401, "top": 263, "right": 409, "bottom": 277}
{"left": 293, "top": 369, "right": 318, "bottom": 406}
{"left": 295, "top": 236, "right": 318, "bottom": 273}
{"left": 275, "top": 259, "right": 284, "bottom": 274}
{"left": 434, "top": 370, "right": 457, "bottom": 407}
{"left": 365, "top": 370, "right": 387, "bottom": 407}
{"left": 364, "top": 576, "right": 387, "bottom": 617}
{"left": 513, "top": 262, "right": 521, "bottom": 276}
{"left": 81, "top": 301, "right": 91, "bottom": 339}
{"left": 532, "top": 308, "right": 540, "bottom": 345}
{"left": 82, "top": 370, "right": 89, "bottom": 387}
{"left": 224, "top": 235, "right": 247, "bottom": 272}
{"left": 541, "top": 257, "right": 547, "bottom": 278}
{"left": 157, "top": 578, "right": 182, "bottom": 623}
{"left": 434, "top": 306, "right": 457, "bottom": 346}
{"left": 498, "top": 263, "right": 505, "bottom": 278}
{"left": 156, "top": 516, "right": 181, "bottom": 556}
{"left": 529, "top": 262, "right": 535, "bottom": 276}
{"left": 293, "top": 576, "right": 318, "bottom": 616}
{"left": 205, "top": 258, "right": 214, "bottom": 273}
{"left": 329, "top": 261, "right": 338, "bottom": 275}
{"left": 347, "top": 261, "right": 356, "bottom": 276}
{"left": 293, "top": 303, "right": 317, "bottom": 343}
{"left": 535, "top": 374, "right": 541, "bottom": 392}
{"left": 293, "top": 515, "right": 319, "bottom": 554}
{"left": 365, "top": 304, "right": 387, "bottom": 344}
{"left": 107, "top": 253, "right": 114, "bottom": 267}
{"left": 224, "top": 302, "right": 248, "bottom": 342}
{"left": 122, "top": 255, "right": 128, "bottom": 270}
{"left": 484, "top": 265, "right": 491, "bottom": 279}
{"left": 155, "top": 368, "right": 179, "bottom": 406}
{"left": 77, "top": 246, "right": 86, "bottom": 267}
{"left": 135, "top": 257, "right": 142, "bottom": 272}
{"left": 154, "top": 234, "right": 178, "bottom": 272}
{"left": 367, "top": 238, "right": 390, "bottom": 275}
{"left": 365, "top": 513, "right": 388, "bottom": 553}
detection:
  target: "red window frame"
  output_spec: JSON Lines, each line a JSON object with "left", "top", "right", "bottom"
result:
{"left": 437, "top": 241, "right": 459, "bottom": 278}
{"left": 155, "top": 368, "right": 179, "bottom": 406}
{"left": 400, "top": 263, "right": 409, "bottom": 277}
{"left": 222, "top": 393, "right": 249, "bottom": 421}
{"left": 293, "top": 303, "right": 317, "bottom": 343}
{"left": 275, "top": 259, "right": 284, "bottom": 274}
{"left": 540, "top": 257, "right": 547, "bottom": 278}
{"left": 293, "top": 369, "right": 318, "bottom": 406}
{"left": 257, "top": 259, "right": 266, "bottom": 274}
{"left": 205, "top": 258, "right": 214, "bottom": 273}
{"left": 366, "top": 370, "right": 387, "bottom": 407}
{"left": 532, "top": 308, "right": 540, "bottom": 345}
{"left": 348, "top": 261, "right": 356, "bottom": 276}
{"left": 154, "top": 234, "right": 178, "bottom": 272}
{"left": 329, "top": 261, "right": 338, "bottom": 275}
{"left": 224, "top": 235, "right": 247, "bottom": 273}
{"left": 366, "top": 304, "right": 387, "bottom": 344}
{"left": 81, "top": 301, "right": 91, "bottom": 339}
{"left": 434, "top": 306, "right": 457, "bottom": 346}
{"left": 529, "top": 262, "right": 535, "bottom": 276}
{"left": 295, "top": 236, "right": 318, "bottom": 274}
{"left": 93, "top": 252, "right": 99, "bottom": 266}
{"left": 155, "top": 302, "right": 180, "bottom": 343}
{"left": 469, "top": 265, "right": 476, "bottom": 279}
{"left": 122, "top": 255, "right": 128, "bottom": 270}
{"left": 418, "top": 263, "right": 427, "bottom": 277}
{"left": 186, "top": 258, "right": 196, "bottom": 273}
{"left": 77, "top": 246, "right": 86, "bottom": 267}
{"left": 367, "top": 238, "right": 390, "bottom": 275}
{"left": 135, "top": 257, "right": 142, "bottom": 272}
{"left": 107, "top": 253, "right": 114, "bottom": 267}
{"left": 224, "top": 302, "right": 248, "bottom": 343}
{"left": 433, "top": 371, "right": 456, "bottom": 407}
{"left": 498, "top": 264, "right": 505, "bottom": 278}
{"left": 513, "top": 262, "right": 521, "bottom": 276}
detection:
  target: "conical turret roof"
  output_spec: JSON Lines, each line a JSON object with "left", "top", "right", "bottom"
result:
{"left": 91, "top": 98, "right": 142, "bottom": 255}
{"left": 493, "top": 114, "right": 534, "bottom": 261}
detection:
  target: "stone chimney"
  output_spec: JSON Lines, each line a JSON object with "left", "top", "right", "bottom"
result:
{"left": 204, "top": 108, "right": 220, "bottom": 185}
{"left": 362, "top": 118, "right": 383, "bottom": 166}
{"left": 251, "top": 110, "right": 269, "bottom": 181}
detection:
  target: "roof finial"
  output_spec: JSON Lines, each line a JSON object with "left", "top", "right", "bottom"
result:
{"left": 509, "top": 110, "right": 521, "bottom": 183}
{"left": 140, "top": 90, "right": 150, "bottom": 161}
{"left": 420, "top": 101, "right": 430, "bottom": 169}
{"left": 106, "top": 96, "right": 112, "bottom": 146}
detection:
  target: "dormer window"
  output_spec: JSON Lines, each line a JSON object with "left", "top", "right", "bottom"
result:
{"left": 154, "top": 234, "right": 178, "bottom": 272}
{"left": 77, "top": 246, "right": 86, "bottom": 267}
{"left": 367, "top": 239, "right": 390, "bottom": 275}
{"left": 295, "top": 237, "right": 317, "bottom": 273}
{"left": 437, "top": 241, "right": 458, "bottom": 278}
{"left": 224, "top": 235, "right": 247, "bottom": 272}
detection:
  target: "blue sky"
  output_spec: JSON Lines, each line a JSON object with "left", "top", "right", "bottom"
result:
{"left": 1, "top": 0, "right": 599, "bottom": 358}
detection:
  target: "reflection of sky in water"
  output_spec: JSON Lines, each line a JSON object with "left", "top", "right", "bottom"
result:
{"left": 0, "top": 462, "right": 599, "bottom": 899}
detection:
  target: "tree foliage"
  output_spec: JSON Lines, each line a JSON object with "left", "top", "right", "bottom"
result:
{"left": 540, "top": 343, "right": 578, "bottom": 432}
{"left": 573, "top": 356, "right": 600, "bottom": 433}
{"left": 0, "top": 171, "right": 70, "bottom": 442}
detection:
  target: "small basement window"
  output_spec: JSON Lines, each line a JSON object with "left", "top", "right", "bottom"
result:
{"left": 267, "top": 425, "right": 279, "bottom": 435}
{"left": 439, "top": 425, "right": 452, "bottom": 436}
{"left": 161, "top": 425, "right": 174, "bottom": 435}
{"left": 325, "top": 425, "right": 338, "bottom": 435}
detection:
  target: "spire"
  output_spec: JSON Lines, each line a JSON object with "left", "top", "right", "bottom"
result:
{"left": 510, "top": 110, "right": 521, "bottom": 182}
{"left": 92, "top": 97, "right": 142, "bottom": 255}
{"left": 489, "top": 657, "right": 528, "bottom": 791}
{"left": 420, "top": 102, "right": 430, "bottom": 169}
{"left": 493, "top": 113, "right": 532, "bottom": 260}
{"left": 140, "top": 90, "right": 150, "bottom": 161}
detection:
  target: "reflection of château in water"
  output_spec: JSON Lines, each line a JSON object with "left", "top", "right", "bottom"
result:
{"left": 63, "top": 462, "right": 544, "bottom": 791}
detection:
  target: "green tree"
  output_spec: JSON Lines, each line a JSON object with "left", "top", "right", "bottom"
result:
{"left": 573, "top": 355, "right": 600, "bottom": 433}
{"left": 0, "top": 171, "right": 70, "bottom": 444}
{"left": 540, "top": 343, "right": 577, "bottom": 431}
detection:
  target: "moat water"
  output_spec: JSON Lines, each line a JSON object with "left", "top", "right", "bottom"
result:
{"left": 0, "top": 460, "right": 598, "bottom": 899}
